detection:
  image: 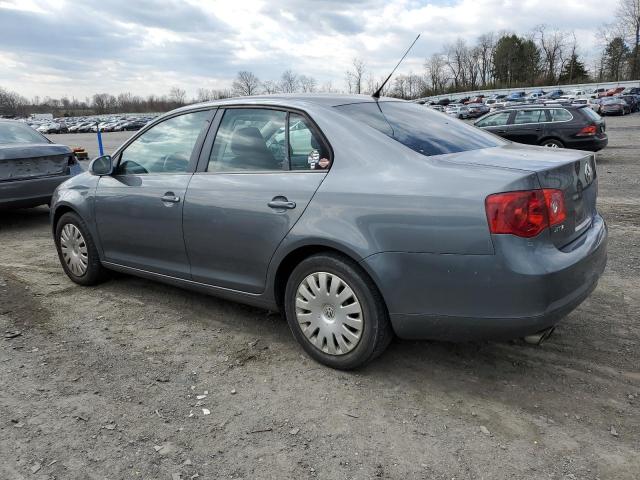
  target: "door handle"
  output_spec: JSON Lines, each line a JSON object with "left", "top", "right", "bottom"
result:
{"left": 161, "top": 193, "right": 181, "bottom": 203}
{"left": 496, "top": 129, "right": 506, "bottom": 133}
{"left": 268, "top": 198, "right": 296, "bottom": 210}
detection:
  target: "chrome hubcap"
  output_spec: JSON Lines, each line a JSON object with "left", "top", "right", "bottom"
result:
{"left": 60, "top": 224, "right": 88, "bottom": 276}
{"left": 295, "top": 272, "right": 363, "bottom": 355}
{"left": 544, "top": 142, "right": 559, "bottom": 148}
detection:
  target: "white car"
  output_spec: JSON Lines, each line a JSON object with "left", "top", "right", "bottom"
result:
{"left": 445, "top": 104, "right": 470, "bottom": 119}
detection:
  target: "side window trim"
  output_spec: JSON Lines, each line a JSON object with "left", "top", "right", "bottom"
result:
{"left": 195, "top": 106, "right": 333, "bottom": 174}
{"left": 113, "top": 108, "right": 217, "bottom": 175}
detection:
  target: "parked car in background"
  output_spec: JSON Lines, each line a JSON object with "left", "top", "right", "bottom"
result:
{"left": 618, "top": 95, "right": 639, "bottom": 113}
{"left": 429, "top": 105, "right": 445, "bottom": 112}
{"left": 49, "top": 95, "right": 607, "bottom": 369}
{"left": 526, "top": 92, "right": 545, "bottom": 101}
{"left": 0, "top": 120, "right": 83, "bottom": 208}
{"left": 445, "top": 104, "right": 471, "bottom": 119}
{"left": 622, "top": 87, "right": 640, "bottom": 95}
{"left": 600, "top": 97, "right": 629, "bottom": 115}
{"left": 588, "top": 97, "right": 603, "bottom": 113}
{"left": 474, "top": 105, "right": 607, "bottom": 151}
{"left": 466, "top": 103, "right": 490, "bottom": 118}
{"left": 604, "top": 87, "right": 625, "bottom": 97}
{"left": 540, "top": 89, "right": 564, "bottom": 100}
{"left": 591, "top": 88, "right": 607, "bottom": 97}
{"left": 464, "top": 96, "right": 485, "bottom": 104}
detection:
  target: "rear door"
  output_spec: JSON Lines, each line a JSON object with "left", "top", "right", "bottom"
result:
{"left": 183, "top": 108, "right": 330, "bottom": 293}
{"left": 508, "top": 109, "right": 545, "bottom": 145}
{"left": 94, "top": 109, "right": 213, "bottom": 278}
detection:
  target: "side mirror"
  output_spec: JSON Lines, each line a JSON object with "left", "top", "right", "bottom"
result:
{"left": 89, "top": 155, "right": 113, "bottom": 176}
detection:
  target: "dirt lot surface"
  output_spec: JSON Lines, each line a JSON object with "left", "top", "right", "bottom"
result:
{"left": 2, "top": 115, "right": 640, "bottom": 479}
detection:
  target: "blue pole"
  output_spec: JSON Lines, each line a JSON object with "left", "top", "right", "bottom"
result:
{"left": 96, "top": 124, "right": 104, "bottom": 156}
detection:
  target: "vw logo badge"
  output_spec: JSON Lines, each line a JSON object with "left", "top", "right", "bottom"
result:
{"left": 584, "top": 162, "right": 593, "bottom": 183}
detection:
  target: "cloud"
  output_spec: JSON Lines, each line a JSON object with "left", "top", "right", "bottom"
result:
{"left": 0, "top": 0, "right": 620, "bottom": 99}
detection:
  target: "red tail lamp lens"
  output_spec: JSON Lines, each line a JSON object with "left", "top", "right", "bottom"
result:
{"left": 485, "top": 189, "right": 566, "bottom": 238}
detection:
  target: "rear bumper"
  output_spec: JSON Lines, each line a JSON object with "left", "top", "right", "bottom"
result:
{"left": 361, "top": 214, "right": 607, "bottom": 341}
{"left": 565, "top": 135, "right": 608, "bottom": 152}
{"left": 0, "top": 174, "right": 73, "bottom": 208}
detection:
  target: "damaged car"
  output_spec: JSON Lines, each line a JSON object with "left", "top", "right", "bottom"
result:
{"left": 0, "top": 120, "right": 83, "bottom": 208}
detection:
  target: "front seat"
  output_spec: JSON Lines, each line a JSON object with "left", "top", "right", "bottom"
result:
{"left": 229, "top": 127, "right": 278, "bottom": 170}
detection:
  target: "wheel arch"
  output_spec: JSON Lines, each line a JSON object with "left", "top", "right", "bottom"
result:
{"left": 271, "top": 242, "right": 385, "bottom": 312}
{"left": 51, "top": 203, "right": 79, "bottom": 234}
{"left": 539, "top": 136, "right": 564, "bottom": 147}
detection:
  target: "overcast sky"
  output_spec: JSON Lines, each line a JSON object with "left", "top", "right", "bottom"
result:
{"left": 0, "top": 0, "right": 619, "bottom": 100}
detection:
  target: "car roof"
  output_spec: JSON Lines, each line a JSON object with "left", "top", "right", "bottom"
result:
{"left": 173, "top": 94, "right": 402, "bottom": 113}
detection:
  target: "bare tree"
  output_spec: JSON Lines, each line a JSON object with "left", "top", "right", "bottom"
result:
{"left": 477, "top": 32, "right": 496, "bottom": 87}
{"left": 169, "top": 87, "right": 187, "bottom": 105}
{"left": 298, "top": 75, "right": 317, "bottom": 92}
{"left": 345, "top": 57, "right": 367, "bottom": 94}
{"left": 262, "top": 80, "right": 280, "bottom": 94}
{"left": 279, "top": 70, "right": 299, "bottom": 93}
{"left": 534, "top": 25, "right": 567, "bottom": 84}
{"left": 617, "top": 0, "right": 640, "bottom": 78}
{"left": 232, "top": 71, "right": 261, "bottom": 96}
{"left": 425, "top": 53, "right": 448, "bottom": 94}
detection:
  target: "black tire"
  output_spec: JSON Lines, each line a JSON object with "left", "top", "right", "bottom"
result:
{"left": 540, "top": 138, "right": 564, "bottom": 148}
{"left": 54, "top": 212, "right": 108, "bottom": 286}
{"left": 284, "top": 253, "right": 393, "bottom": 370}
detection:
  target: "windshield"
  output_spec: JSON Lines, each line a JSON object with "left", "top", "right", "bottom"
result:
{"left": 335, "top": 101, "right": 502, "bottom": 157}
{"left": 0, "top": 122, "right": 49, "bottom": 145}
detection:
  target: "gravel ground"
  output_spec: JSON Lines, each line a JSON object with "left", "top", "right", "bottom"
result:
{"left": 2, "top": 115, "right": 640, "bottom": 479}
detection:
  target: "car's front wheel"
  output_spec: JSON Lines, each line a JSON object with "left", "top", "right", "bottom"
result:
{"left": 55, "top": 212, "right": 108, "bottom": 286}
{"left": 284, "top": 253, "right": 393, "bottom": 370}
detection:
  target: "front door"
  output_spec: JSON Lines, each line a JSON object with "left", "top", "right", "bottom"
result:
{"left": 94, "top": 110, "right": 212, "bottom": 278}
{"left": 183, "top": 108, "right": 331, "bottom": 293}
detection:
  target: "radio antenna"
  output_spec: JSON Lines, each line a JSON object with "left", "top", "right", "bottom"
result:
{"left": 372, "top": 34, "right": 420, "bottom": 99}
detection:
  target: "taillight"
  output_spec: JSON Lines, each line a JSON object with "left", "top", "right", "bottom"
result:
{"left": 485, "top": 189, "right": 566, "bottom": 238}
{"left": 576, "top": 124, "right": 597, "bottom": 136}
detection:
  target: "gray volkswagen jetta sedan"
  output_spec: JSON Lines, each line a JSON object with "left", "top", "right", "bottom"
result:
{"left": 50, "top": 94, "right": 607, "bottom": 369}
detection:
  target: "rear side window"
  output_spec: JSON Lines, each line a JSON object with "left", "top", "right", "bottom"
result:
{"left": 288, "top": 113, "right": 331, "bottom": 171}
{"left": 208, "top": 109, "right": 287, "bottom": 172}
{"left": 581, "top": 107, "right": 602, "bottom": 122}
{"left": 0, "top": 122, "right": 48, "bottom": 144}
{"left": 475, "top": 111, "right": 511, "bottom": 127}
{"left": 548, "top": 109, "right": 573, "bottom": 122}
{"left": 335, "top": 102, "right": 500, "bottom": 157}
{"left": 513, "top": 109, "right": 544, "bottom": 124}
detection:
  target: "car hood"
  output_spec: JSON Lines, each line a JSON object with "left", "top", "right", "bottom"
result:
{"left": 439, "top": 142, "right": 590, "bottom": 172}
{"left": 0, "top": 143, "right": 71, "bottom": 161}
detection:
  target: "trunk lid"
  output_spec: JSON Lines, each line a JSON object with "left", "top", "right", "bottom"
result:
{"left": 442, "top": 143, "right": 598, "bottom": 248}
{"left": 0, "top": 143, "right": 72, "bottom": 182}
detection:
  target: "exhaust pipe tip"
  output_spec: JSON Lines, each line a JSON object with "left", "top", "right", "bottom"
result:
{"left": 523, "top": 326, "right": 555, "bottom": 346}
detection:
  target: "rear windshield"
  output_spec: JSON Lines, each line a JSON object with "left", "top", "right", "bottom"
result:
{"left": 335, "top": 101, "right": 501, "bottom": 156}
{"left": 0, "top": 122, "right": 48, "bottom": 145}
{"left": 581, "top": 107, "right": 602, "bottom": 122}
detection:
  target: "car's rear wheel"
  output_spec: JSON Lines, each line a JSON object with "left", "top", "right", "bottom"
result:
{"left": 541, "top": 139, "right": 564, "bottom": 148}
{"left": 284, "top": 253, "right": 393, "bottom": 370}
{"left": 55, "top": 212, "right": 108, "bottom": 286}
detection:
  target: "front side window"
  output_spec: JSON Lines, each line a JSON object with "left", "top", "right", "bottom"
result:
{"left": 117, "top": 111, "right": 210, "bottom": 174}
{"left": 336, "top": 102, "right": 501, "bottom": 157}
{"left": 548, "top": 109, "right": 573, "bottom": 122}
{"left": 475, "top": 111, "right": 511, "bottom": 127}
{"left": 208, "top": 109, "right": 287, "bottom": 172}
{"left": 513, "top": 109, "right": 544, "bottom": 124}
